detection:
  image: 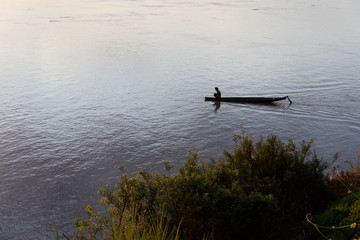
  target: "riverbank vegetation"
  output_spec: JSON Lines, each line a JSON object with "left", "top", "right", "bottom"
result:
{"left": 306, "top": 165, "right": 360, "bottom": 239}
{"left": 73, "top": 133, "right": 360, "bottom": 240}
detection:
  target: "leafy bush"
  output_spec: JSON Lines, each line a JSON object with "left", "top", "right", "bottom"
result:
{"left": 74, "top": 133, "right": 334, "bottom": 240}
{"left": 305, "top": 191, "right": 360, "bottom": 240}
{"left": 223, "top": 133, "right": 335, "bottom": 216}
{"left": 75, "top": 204, "right": 181, "bottom": 240}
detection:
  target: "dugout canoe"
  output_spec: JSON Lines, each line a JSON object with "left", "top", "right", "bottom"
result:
{"left": 204, "top": 96, "right": 292, "bottom": 104}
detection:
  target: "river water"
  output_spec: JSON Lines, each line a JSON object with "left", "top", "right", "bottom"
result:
{"left": 1, "top": 0, "right": 359, "bottom": 238}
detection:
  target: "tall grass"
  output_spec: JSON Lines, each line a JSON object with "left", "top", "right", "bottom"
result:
{"left": 75, "top": 206, "right": 183, "bottom": 240}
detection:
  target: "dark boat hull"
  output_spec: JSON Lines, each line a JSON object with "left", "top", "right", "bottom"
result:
{"left": 205, "top": 96, "right": 291, "bottom": 103}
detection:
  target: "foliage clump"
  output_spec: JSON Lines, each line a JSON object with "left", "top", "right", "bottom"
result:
{"left": 224, "top": 133, "right": 334, "bottom": 216}
{"left": 305, "top": 160, "right": 360, "bottom": 240}
{"left": 306, "top": 191, "right": 360, "bottom": 240}
{"left": 74, "top": 133, "right": 334, "bottom": 240}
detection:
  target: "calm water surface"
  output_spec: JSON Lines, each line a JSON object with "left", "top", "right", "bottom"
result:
{"left": 1, "top": 0, "right": 360, "bottom": 238}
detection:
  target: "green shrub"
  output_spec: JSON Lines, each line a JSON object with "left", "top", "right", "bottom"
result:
{"left": 222, "top": 133, "right": 335, "bottom": 216}
{"left": 305, "top": 191, "right": 360, "bottom": 240}
{"left": 74, "top": 204, "right": 182, "bottom": 240}
{"left": 74, "top": 132, "right": 334, "bottom": 239}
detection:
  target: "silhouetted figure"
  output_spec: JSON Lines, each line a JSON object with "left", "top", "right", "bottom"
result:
{"left": 213, "top": 87, "right": 221, "bottom": 100}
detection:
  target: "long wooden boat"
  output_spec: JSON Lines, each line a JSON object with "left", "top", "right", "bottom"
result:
{"left": 205, "top": 96, "right": 292, "bottom": 104}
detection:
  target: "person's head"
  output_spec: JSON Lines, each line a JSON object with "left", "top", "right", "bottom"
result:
{"left": 215, "top": 87, "right": 218, "bottom": 90}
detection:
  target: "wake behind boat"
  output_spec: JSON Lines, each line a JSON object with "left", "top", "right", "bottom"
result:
{"left": 205, "top": 96, "right": 292, "bottom": 104}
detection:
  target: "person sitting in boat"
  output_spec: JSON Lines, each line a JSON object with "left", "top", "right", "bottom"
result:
{"left": 213, "top": 87, "right": 221, "bottom": 100}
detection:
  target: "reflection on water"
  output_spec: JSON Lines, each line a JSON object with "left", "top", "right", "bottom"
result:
{"left": 1, "top": 0, "right": 360, "bottom": 239}
{"left": 213, "top": 101, "right": 221, "bottom": 111}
